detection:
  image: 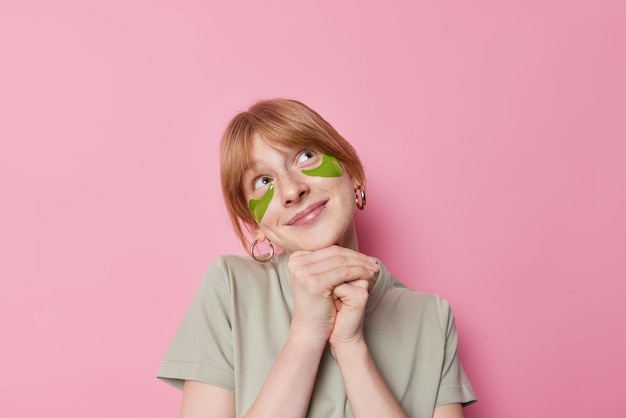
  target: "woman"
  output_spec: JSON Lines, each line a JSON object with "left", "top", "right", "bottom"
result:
{"left": 158, "top": 99, "right": 476, "bottom": 417}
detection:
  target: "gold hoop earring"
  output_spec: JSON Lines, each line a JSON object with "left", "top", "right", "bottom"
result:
{"left": 355, "top": 187, "right": 366, "bottom": 210}
{"left": 249, "top": 238, "right": 274, "bottom": 263}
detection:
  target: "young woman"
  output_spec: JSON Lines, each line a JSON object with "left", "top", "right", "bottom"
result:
{"left": 158, "top": 99, "right": 476, "bottom": 417}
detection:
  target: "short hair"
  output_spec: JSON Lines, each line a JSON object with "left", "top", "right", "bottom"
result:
{"left": 220, "top": 98, "right": 365, "bottom": 249}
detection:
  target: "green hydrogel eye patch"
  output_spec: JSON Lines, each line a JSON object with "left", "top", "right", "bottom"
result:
{"left": 249, "top": 183, "right": 274, "bottom": 223}
{"left": 302, "top": 154, "right": 344, "bottom": 177}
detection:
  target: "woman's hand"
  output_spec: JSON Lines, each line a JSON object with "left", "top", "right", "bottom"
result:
{"left": 328, "top": 274, "right": 371, "bottom": 349}
{"left": 245, "top": 245, "right": 377, "bottom": 418}
{"left": 289, "top": 247, "right": 406, "bottom": 417}
{"left": 287, "top": 246, "right": 379, "bottom": 346}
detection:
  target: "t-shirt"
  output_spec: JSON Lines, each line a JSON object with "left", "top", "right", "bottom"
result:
{"left": 158, "top": 253, "right": 476, "bottom": 417}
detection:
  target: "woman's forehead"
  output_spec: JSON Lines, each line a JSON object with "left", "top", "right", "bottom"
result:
{"left": 252, "top": 134, "right": 319, "bottom": 154}
{"left": 240, "top": 137, "right": 288, "bottom": 172}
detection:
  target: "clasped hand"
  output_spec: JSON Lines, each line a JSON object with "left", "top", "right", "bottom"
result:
{"left": 287, "top": 246, "right": 380, "bottom": 349}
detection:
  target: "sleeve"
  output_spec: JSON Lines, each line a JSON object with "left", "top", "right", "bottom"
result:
{"left": 435, "top": 297, "right": 477, "bottom": 407}
{"left": 157, "top": 257, "right": 235, "bottom": 392}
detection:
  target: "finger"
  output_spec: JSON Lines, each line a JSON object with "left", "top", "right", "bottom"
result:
{"left": 332, "top": 282, "right": 369, "bottom": 308}
{"left": 314, "top": 265, "right": 377, "bottom": 290}
{"left": 291, "top": 246, "right": 378, "bottom": 271}
{"left": 291, "top": 249, "right": 379, "bottom": 279}
{"left": 346, "top": 279, "right": 371, "bottom": 291}
{"left": 333, "top": 279, "right": 370, "bottom": 298}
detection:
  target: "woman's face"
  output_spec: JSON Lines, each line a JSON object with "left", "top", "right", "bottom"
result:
{"left": 243, "top": 135, "right": 358, "bottom": 254}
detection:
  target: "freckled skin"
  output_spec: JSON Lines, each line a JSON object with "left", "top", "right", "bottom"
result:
{"left": 249, "top": 183, "right": 274, "bottom": 223}
{"left": 301, "top": 154, "right": 344, "bottom": 177}
{"left": 248, "top": 154, "right": 344, "bottom": 223}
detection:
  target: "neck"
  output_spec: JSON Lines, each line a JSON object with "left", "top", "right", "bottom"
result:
{"left": 339, "top": 221, "right": 359, "bottom": 251}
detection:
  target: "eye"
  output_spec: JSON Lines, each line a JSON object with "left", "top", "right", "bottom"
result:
{"left": 296, "top": 150, "right": 315, "bottom": 164}
{"left": 253, "top": 176, "right": 272, "bottom": 190}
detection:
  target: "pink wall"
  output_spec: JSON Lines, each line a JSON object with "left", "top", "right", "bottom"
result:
{"left": 1, "top": 0, "right": 624, "bottom": 416}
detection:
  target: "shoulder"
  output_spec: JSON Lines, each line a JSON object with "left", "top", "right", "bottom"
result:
{"left": 381, "top": 269, "right": 454, "bottom": 337}
{"left": 200, "top": 253, "right": 288, "bottom": 289}
{"left": 216, "top": 253, "right": 286, "bottom": 276}
{"left": 403, "top": 285, "right": 453, "bottom": 321}
{"left": 383, "top": 268, "right": 449, "bottom": 311}
{"left": 398, "top": 288, "right": 451, "bottom": 314}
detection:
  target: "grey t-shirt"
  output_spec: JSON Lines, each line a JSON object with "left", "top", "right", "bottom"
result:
{"left": 158, "top": 254, "right": 476, "bottom": 417}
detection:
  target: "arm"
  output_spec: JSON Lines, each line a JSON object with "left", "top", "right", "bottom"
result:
{"left": 333, "top": 328, "right": 465, "bottom": 418}
{"left": 175, "top": 307, "right": 327, "bottom": 418}
{"left": 176, "top": 247, "right": 379, "bottom": 417}
{"left": 330, "top": 281, "right": 407, "bottom": 418}
{"left": 179, "top": 381, "right": 235, "bottom": 418}
{"left": 332, "top": 340, "right": 407, "bottom": 417}
{"left": 243, "top": 246, "right": 380, "bottom": 417}
{"left": 243, "top": 333, "right": 327, "bottom": 417}
{"left": 433, "top": 403, "right": 464, "bottom": 418}
{"left": 331, "top": 289, "right": 471, "bottom": 417}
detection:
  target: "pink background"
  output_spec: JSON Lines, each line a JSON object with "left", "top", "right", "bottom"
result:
{"left": 1, "top": 0, "right": 624, "bottom": 416}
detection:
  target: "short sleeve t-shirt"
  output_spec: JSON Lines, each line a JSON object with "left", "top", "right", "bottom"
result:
{"left": 158, "top": 254, "right": 476, "bottom": 417}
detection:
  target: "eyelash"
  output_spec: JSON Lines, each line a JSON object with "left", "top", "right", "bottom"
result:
{"left": 297, "top": 150, "right": 315, "bottom": 163}
{"left": 253, "top": 176, "right": 272, "bottom": 190}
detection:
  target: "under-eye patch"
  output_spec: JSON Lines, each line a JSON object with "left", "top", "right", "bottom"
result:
{"left": 249, "top": 184, "right": 274, "bottom": 222}
{"left": 301, "top": 154, "right": 344, "bottom": 177}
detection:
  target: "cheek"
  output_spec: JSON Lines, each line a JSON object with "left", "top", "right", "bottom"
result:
{"left": 248, "top": 184, "right": 274, "bottom": 222}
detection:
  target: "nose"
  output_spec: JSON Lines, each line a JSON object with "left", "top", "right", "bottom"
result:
{"left": 280, "top": 174, "right": 309, "bottom": 206}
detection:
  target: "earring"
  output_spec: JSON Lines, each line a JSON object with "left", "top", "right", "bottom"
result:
{"left": 355, "top": 187, "right": 366, "bottom": 210}
{"left": 249, "top": 237, "right": 274, "bottom": 263}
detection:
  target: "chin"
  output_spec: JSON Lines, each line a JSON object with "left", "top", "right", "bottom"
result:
{"left": 279, "top": 222, "right": 353, "bottom": 253}
{"left": 281, "top": 237, "right": 334, "bottom": 254}
{"left": 304, "top": 237, "right": 344, "bottom": 252}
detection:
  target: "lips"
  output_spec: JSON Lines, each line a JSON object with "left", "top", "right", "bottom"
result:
{"left": 286, "top": 200, "right": 328, "bottom": 226}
